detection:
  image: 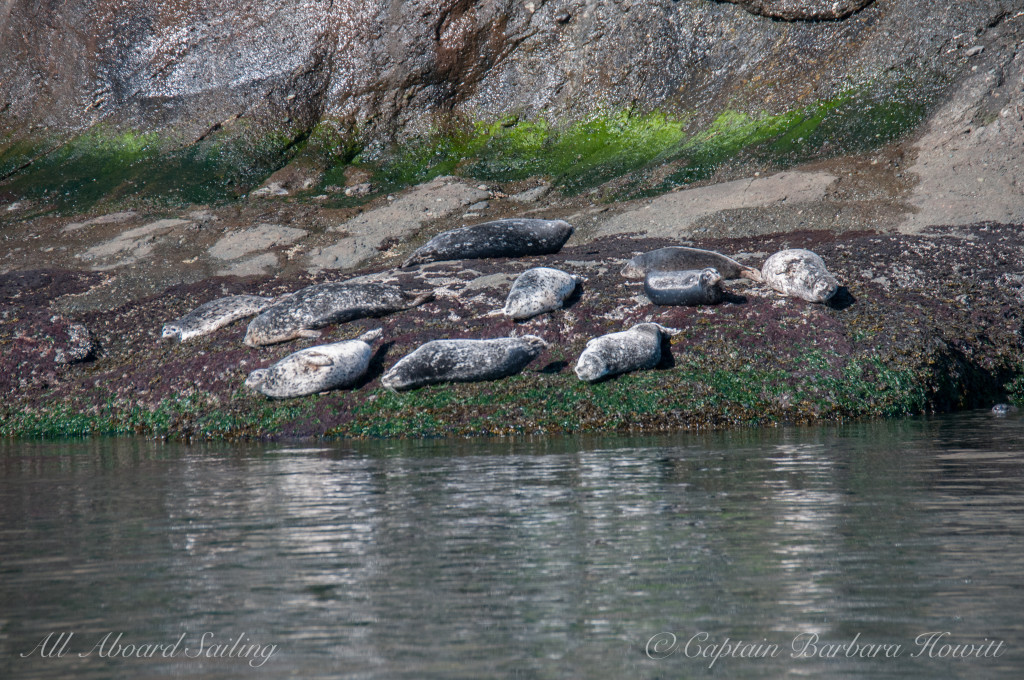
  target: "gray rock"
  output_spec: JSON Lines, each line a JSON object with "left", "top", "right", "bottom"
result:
{"left": 344, "top": 183, "right": 373, "bottom": 197}
{"left": 53, "top": 322, "right": 96, "bottom": 364}
{"left": 508, "top": 184, "right": 551, "bottom": 203}
{"left": 308, "top": 177, "right": 489, "bottom": 271}
{"left": 720, "top": 1, "right": 875, "bottom": 21}
{"left": 208, "top": 224, "right": 308, "bottom": 260}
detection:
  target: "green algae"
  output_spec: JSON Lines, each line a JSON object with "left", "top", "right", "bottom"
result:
{"left": 0, "top": 393, "right": 312, "bottom": 440}
{"left": 313, "top": 75, "right": 936, "bottom": 200}
{"left": 0, "top": 122, "right": 308, "bottom": 213}
{"left": 352, "top": 109, "right": 688, "bottom": 196}
{"left": 1, "top": 71, "right": 940, "bottom": 212}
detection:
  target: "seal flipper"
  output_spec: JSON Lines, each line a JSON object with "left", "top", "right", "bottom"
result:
{"left": 357, "top": 328, "right": 383, "bottom": 343}
{"left": 300, "top": 353, "right": 334, "bottom": 369}
{"left": 739, "top": 267, "right": 764, "bottom": 283}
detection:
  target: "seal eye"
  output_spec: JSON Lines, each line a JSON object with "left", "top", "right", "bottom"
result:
{"left": 244, "top": 369, "right": 268, "bottom": 389}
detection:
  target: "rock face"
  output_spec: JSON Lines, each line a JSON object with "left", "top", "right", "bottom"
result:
{"left": 0, "top": 0, "right": 1009, "bottom": 147}
{"left": 720, "top": 1, "right": 875, "bottom": 21}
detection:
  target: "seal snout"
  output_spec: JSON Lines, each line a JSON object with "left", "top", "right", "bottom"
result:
{"left": 814, "top": 278, "right": 839, "bottom": 301}
{"left": 244, "top": 368, "right": 268, "bottom": 390}
{"left": 161, "top": 325, "right": 180, "bottom": 340}
{"left": 574, "top": 353, "right": 607, "bottom": 382}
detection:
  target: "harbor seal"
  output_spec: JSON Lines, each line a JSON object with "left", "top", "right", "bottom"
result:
{"left": 498, "top": 267, "right": 581, "bottom": 320}
{"left": 621, "top": 246, "right": 762, "bottom": 282}
{"left": 402, "top": 218, "right": 574, "bottom": 267}
{"left": 162, "top": 295, "right": 275, "bottom": 342}
{"left": 244, "top": 282, "right": 432, "bottom": 346}
{"left": 574, "top": 323, "right": 679, "bottom": 382}
{"left": 761, "top": 249, "right": 838, "bottom": 303}
{"left": 644, "top": 268, "right": 723, "bottom": 306}
{"left": 244, "top": 329, "right": 382, "bottom": 398}
{"left": 380, "top": 335, "right": 548, "bottom": 391}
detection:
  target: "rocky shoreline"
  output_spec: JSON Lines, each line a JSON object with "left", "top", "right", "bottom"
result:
{"left": 2, "top": 221, "right": 1021, "bottom": 441}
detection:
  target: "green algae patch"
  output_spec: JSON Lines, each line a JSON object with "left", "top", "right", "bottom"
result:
{"left": 321, "top": 75, "right": 936, "bottom": 200}
{"left": 328, "top": 348, "right": 935, "bottom": 439}
{"left": 0, "top": 393, "right": 312, "bottom": 440}
{"left": 0, "top": 122, "right": 309, "bottom": 213}
{"left": 353, "top": 109, "right": 688, "bottom": 196}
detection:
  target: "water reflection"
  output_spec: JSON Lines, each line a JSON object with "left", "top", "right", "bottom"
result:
{"left": 2, "top": 412, "right": 1023, "bottom": 678}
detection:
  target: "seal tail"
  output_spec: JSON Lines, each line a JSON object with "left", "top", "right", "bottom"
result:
{"left": 406, "top": 289, "right": 435, "bottom": 308}
{"left": 484, "top": 308, "right": 506, "bottom": 318}
{"left": 357, "top": 328, "right": 383, "bottom": 343}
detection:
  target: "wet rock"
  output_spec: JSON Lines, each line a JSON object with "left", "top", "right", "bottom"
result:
{"left": 509, "top": 183, "right": 552, "bottom": 204}
{"left": 344, "top": 183, "right": 373, "bottom": 197}
{"left": 250, "top": 182, "right": 290, "bottom": 198}
{"left": 63, "top": 212, "right": 137, "bottom": 233}
{"left": 0, "top": 0, "right": 1006, "bottom": 155}
{"left": 719, "top": 1, "right": 875, "bottom": 21}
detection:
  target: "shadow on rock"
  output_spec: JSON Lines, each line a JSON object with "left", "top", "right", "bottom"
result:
{"left": 721, "top": 291, "right": 748, "bottom": 305}
{"left": 656, "top": 336, "right": 676, "bottom": 370}
{"left": 538, "top": 360, "right": 569, "bottom": 374}
{"left": 826, "top": 286, "right": 856, "bottom": 311}
{"left": 357, "top": 342, "right": 394, "bottom": 388}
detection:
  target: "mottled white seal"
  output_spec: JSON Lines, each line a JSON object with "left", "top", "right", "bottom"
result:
{"left": 574, "top": 323, "right": 679, "bottom": 382}
{"left": 498, "top": 267, "right": 582, "bottom": 320}
{"left": 761, "top": 248, "right": 838, "bottom": 302}
{"left": 244, "top": 329, "right": 382, "bottom": 399}
{"left": 402, "top": 218, "right": 574, "bottom": 267}
{"left": 644, "top": 268, "right": 723, "bottom": 306}
{"left": 621, "top": 246, "right": 762, "bottom": 282}
{"left": 162, "top": 295, "right": 275, "bottom": 342}
{"left": 381, "top": 335, "right": 548, "bottom": 391}
{"left": 245, "top": 283, "right": 433, "bottom": 346}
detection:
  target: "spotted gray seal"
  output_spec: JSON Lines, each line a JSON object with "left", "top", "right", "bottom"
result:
{"left": 162, "top": 295, "right": 275, "bottom": 342}
{"left": 761, "top": 249, "right": 838, "bottom": 302}
{"left": 380, "top": 335, "right": 548, "bottom": 391}
{"left": 621, "top": 246, "right": 762, "bottom": 282}
{"left": 244, "top": 283, "right": 432, "bottom": 347}
{"left": 244, "top": 329, "right": 382, "bottom": 398}
{"left": 644, "top": 268, "right": 723, "bottom": 306}
{"left": 574, "top": 323, "right": 679, "bottom": 382}
{"left": 497, "top": 267, "right": 582, "bottom": 320}
{"left": 401, "top": 218, "right": 574, "bottom": 267}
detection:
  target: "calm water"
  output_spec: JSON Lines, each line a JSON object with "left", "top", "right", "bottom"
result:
{"left": 2, "top": 412, "right": 1024, "bottom": 679}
